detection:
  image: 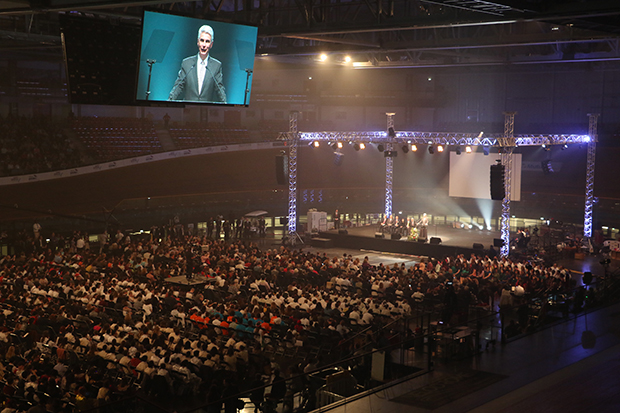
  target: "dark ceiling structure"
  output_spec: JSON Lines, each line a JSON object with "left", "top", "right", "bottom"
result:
{"left": 2, "top": 0, "right": 620, "bottom": 67}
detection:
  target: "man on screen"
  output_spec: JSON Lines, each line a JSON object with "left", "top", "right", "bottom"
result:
{"left": 169, "top": 25, "right": 227, "bottom": 103}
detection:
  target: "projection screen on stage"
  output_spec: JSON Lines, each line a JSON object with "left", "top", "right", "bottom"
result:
{"left": 448, "top": 152, "right": 522, "bottom": 201}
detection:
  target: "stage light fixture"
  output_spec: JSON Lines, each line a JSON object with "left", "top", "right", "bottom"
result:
{"left": 337, "top": 142, "right": 343, "bottom": 149}
{"left": 388, "top": 127, "right": 396, "bottom": 138}
{"left": 319, "top": 53, "right": 328, "bottom": 61}
{"left": 344, "top": 55, "right": 352, "bottom": 63}
{"left": 483, "top": 146, "right": 490, "bottom": 156}
{"left": 411, "top": 144, "right": 418, "bottom": 152}
{"left": 437, "top": 145, "right": 444, "bottom": 153}
{"left": 465, "top": 146, "right": 472, "bottom": 153}
{"left": 331, "top": 143, "right": 338, "bottom": 150}
{"left": 354, "top": 143, "right": 360, "bottom": 151}
{"left": 455, "top": 146, "right": 461, "bottom": 155}
{"left": 402, "top": 144, "right": 409, "bottom": 154}
{"left": 377, "top": 144, "right": 385, "bottom": 152}
{"left": 313, "top": 141, "right": 320, "bottom": 148}
{"left": 428, "top": 146, "right": 435, "bottom": 154}
{"left": 562, "top": 144, "right": 568, "bottom": 150}
{"left": 359, "top": 143, "right": 366, "bottom": 150}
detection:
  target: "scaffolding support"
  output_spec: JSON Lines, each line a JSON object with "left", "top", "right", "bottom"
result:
{"left": 385, "top": 113, "right": 395, "bottom": 218}
{"left": 287, "top": 111, "right": 298, "bottom": 237}
{"left": 584, "top": 113, "right": 599, "bottom": 239}
{"left": 500, "top": 112, "right": 516, "bottom": 257}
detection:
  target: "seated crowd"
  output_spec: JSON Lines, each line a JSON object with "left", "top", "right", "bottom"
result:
{"left": 0, "top": 115, "right": 272, "bottom": 178}
{"left": 0, "top": 116, "right": 84, "bottom": 177}
{"left": 0, "top": 224, "right": 578, "bottom": 412}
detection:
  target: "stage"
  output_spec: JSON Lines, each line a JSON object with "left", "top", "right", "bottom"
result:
{"left": 313, "top": 224, "right": 503, "bottom": 259}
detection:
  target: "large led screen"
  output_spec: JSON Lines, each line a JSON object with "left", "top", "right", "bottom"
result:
{"left": 136, "top": 11, "right": 258, "bottom": 106}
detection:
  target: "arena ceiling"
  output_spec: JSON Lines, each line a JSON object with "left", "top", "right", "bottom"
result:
{"left": 2, "top": 0, "right": 620, "bottom": 67}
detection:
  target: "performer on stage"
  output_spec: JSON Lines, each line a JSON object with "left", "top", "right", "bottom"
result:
{"left": 419, "top": 213, "right": 429, "bottom": 240}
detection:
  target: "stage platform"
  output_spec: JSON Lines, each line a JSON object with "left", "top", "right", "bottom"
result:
{"left": 316, "top": 224, "right": 503, "bottom": 259}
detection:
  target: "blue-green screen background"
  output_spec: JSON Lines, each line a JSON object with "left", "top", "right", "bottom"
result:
{"left": 136, "top": 11, "right": 258, "bottom": 105}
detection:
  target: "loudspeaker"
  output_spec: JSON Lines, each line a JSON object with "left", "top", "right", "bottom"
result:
{"left": 490, "top": 164, "right": 505, "bottom": 200}
{"left": 334, "top": 152, "right": 344, "bottom": 166}
{"left": 473, "top": 243, "right": 484, "bottom": 250}
{"left": 541, "top": 160, "right": 554, "bottom": 175}
{"left": 275, "top": 155, "right": 286, "bottom": 185}
{"left": 391, "top": 233, "right": 401, "bottom": 240}
{"left": 375, "top": 232, "right": 384, "bottom": 238}
{"left": 493, "top": 238, "right": 504, "bottom": 247}
{"left": 429, "top": 237, "right": 442, "bottom": 245}
{"left": 338, "top": 229, "right": 348, "bottom": 235}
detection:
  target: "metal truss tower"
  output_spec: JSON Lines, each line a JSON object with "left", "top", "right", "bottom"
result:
{"left": 584, "top": 113, "right": 599, "bottom": 239}
{"left": 385, "top": 113, "right": 395, "bottom": 218}
{"left": 287, "top": 111, "right": 299, "bottom": 237}
{"left": 500, "top": 112, "right": 516, "bottom": 258}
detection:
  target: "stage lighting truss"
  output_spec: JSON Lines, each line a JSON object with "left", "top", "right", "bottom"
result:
{"left": 278, "top": 131, "right": 592, "bottom": 148}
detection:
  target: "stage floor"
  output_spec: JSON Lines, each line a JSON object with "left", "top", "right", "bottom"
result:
{"left": 330, "top": 224, "right": 502, "bottom": 250}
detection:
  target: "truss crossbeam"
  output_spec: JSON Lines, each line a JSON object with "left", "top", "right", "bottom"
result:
{"left": 289, "top": 131, "right": 592, "bottom": 147}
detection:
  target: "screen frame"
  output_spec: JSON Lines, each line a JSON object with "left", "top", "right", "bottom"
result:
{"left": 135, "top": 9, "right": 258, "bottom": 108}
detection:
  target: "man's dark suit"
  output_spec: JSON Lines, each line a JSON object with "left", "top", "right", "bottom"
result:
{"left": 169, "top": 55, "right": 227, "bottom": 103}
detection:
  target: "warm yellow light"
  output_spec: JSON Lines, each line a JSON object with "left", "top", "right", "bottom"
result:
{"left": 437, "top": 145, "right": 444, "bottom": 152}
{"left": 344, "top": 55, "right": 352, "bottom": 63}
{"left": 411, "top": 144, "right": 418, "bottom": 152}
{"left": 337, "top": 142, "right": 343, "bottom": 149}
{"left": 359, "top": 143, "right": 366, "bottom": 150}
{"left": 313, "top": 141, "right": 320, "bottom": 148}
{"left": 465, "top": 146, "right": 472, "bottom": 153}
{"left": 320, "top": 53, "right": 327, "bottom": 62}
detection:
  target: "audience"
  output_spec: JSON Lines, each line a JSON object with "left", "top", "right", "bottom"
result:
{"left": 0, "top": 115, "right": 84, "bottom": 176}
{"left": 0, "top": 221, "right": 583, "bottom": 412}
